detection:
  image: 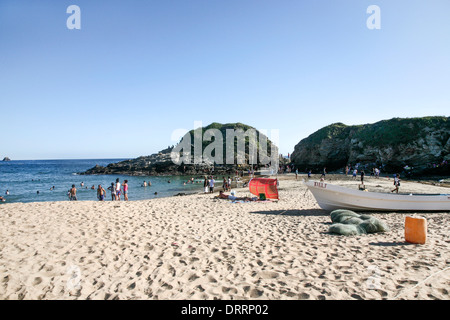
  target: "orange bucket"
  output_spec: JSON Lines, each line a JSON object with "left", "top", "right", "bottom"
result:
{"left": 405, "top": 216, "right": 427, "bottom": 244}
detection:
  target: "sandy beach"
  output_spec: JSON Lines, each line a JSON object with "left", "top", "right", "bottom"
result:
{"left": 0, "top": 175, "right": 449, "bottom": 300}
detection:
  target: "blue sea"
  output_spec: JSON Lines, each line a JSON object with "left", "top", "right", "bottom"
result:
{"left": 0, "top": 159, "right": 205, "bottom": 204}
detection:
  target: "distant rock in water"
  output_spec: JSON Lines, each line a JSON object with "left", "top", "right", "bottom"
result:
{"left": 290, "top": 116, "right": 450, "bottom": 176}
{"left": 81, "top": 122, "right": 278, "bottom": 176}
{"left": 2, "top": 157, "right": 11, "bottom": 161}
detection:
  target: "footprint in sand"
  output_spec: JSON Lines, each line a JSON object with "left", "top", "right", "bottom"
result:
{"left": 259, "top": 271, "right": 279, "bottom": 279}
{"left": 249, "top": 288, "right": 264, "bottom": 298}
{"left": 33, "top": 277, "right": 43, "bottom": 286}
{"left": 188, "top": 274, "right": 200, "bottom": 282}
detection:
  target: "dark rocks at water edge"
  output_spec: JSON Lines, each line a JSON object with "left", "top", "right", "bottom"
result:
{"left": 290, "top": 116, "right": 450, "bottom": 176}
{"left": 2, "top": 157, "right": 11, "bottom": 161}
{"left": 80, "top": 122, "right": 278, "bottom": 176}
{"left": 81, "top": 147, "right": 230, "bottom": 176}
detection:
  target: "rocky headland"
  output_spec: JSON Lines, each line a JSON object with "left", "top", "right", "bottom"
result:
{"left": 290, "top": 116, "right": 450, "bottom": 177}
{"left": 81, "top": 122, "right": 278, "bottom": 176}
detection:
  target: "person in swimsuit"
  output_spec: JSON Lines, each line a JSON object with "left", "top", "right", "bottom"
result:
{"left": 123, "top": 180, "right": 129, "bottom": 201}
{"left": 216, "top": 191, "right": 256, "bottom": 201}
{"left": 108, "top": 183, "right": 116, "bottom": 201}
{"left": 69, "top": 184, "right": 77, "bottom": 201}
{"left": 97, "top": 185, "right": 106, "bottom": 201}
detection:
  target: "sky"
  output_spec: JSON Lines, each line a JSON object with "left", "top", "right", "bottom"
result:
{"left": 0, "top": 0, "right": 449, "bottom": 160}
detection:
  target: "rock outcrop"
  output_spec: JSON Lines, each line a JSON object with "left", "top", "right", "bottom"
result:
{"left": 81, "top": 122, "right": 278, "bottom": 176}
{"left": 291, "top": 117, "right": 450, "bottom": 175}
{"left": 2, "top": 157, "right": 11, "bottom": 161}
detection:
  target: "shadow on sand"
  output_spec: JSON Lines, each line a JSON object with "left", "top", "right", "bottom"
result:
{"left": 250, "top": 208, "right": 328, "bottom": 217}
{"left": 369, "top": 241, "right": 414, "bottom": 247}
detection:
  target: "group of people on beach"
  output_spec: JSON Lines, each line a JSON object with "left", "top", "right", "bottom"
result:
{"left": 204, "top": 176, "right": 215, "bottom": 193}
{"left": 202, "top": 176, "right": 233, "bottom": 193}
{"left": 68, "top": 178, "right": 129, "bottom": 201}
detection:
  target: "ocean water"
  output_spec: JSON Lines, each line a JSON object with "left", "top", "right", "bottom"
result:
{"left": 0, "top": 159, "right": 206, "bottom": 204}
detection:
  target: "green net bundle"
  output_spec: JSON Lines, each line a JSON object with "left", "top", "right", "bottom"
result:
{"left": 329, "top": 209, "right": 389, "bottom": 236}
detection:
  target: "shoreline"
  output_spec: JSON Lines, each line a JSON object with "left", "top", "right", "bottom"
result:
{"left": 1, "top": 173, "right": 449, "bottom": 206}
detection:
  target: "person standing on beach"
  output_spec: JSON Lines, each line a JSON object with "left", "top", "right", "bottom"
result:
{"left": 97, "top": 185, "right": 106, "bottom": 201}
{"left": 204, "top": 177, "right": 209, "bottom": 193}
{"left": 69, "top": 184, "right": 77, "bottom": 201}
{"left": 123, "top": 180, "right": 129, "bottom": 201}
{"left": 115, "top": 178, "right": 121, "bottom": 201}
{"left": 320, "top": 167, "right": 327, "bottom": 180}
{"left": 108, "top": 183, "right": 116, "bottom": 201}
{"left": 295, "top": 169, "right": 298, "bottom": 180}
{"left": 222, "top": 177, "right": 227, "bottom": 191}
{"left": 359, "top": 170, "right": 366, "bottom": 190}
{"left": 352, "top": 169, "right": 357, "bottom": 180}
{"left": 209, "top": 176, "right": 215, "bottom": 193}
{"left": 391, "top": 174, "right": 400, "bottom": 193}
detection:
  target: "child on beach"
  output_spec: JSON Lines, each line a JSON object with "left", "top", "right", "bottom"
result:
{"left": 97, "top": 185, "right": 106, "bottom": 201}
{"left": 108, "top": 183, "right": 116, "bottom": 201}
{"left": 123, "top": 180, "right": 129, "bottom": 201}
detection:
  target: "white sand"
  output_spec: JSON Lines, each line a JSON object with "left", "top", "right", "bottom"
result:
{"left": 0, "top": 175, "right": 449, "bottom": 300}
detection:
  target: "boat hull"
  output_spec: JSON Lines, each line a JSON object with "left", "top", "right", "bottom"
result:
{"left": 305, "top": 181, "right": 450, "bottom": 212}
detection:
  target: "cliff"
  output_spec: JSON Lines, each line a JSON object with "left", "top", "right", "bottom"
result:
{"left": 290, "top": 117, "right": 450, "bottom": 175}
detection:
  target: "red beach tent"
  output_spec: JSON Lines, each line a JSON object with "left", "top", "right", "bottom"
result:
{"left": 248, "top": 178, "right": 279, "bottom": 200}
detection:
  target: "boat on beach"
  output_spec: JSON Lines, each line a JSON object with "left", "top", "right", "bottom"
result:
{"left": 305, "top": 180, "right": 450, "bottom": 212}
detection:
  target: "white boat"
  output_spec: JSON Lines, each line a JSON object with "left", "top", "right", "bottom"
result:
{"left": 305, "top": 180, "right": 450, "bottom": 211}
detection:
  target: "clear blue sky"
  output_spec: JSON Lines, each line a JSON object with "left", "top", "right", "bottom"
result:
{"left": 1, "top": 0, "right": 449, "bottom": 160}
